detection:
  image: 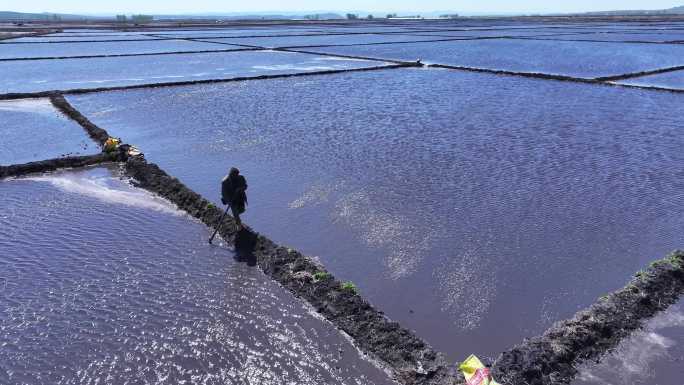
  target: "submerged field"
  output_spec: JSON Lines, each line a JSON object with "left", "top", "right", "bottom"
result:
{"left": 1, "top": 18, "right": 684, "bottom": 385}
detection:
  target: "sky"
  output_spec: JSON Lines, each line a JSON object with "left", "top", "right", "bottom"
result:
{"left": 2, "top": 0, "right": 683, "bottom": 15}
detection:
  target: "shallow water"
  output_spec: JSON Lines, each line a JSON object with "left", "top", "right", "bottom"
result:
{"left": 198, "top": 34, "right": 449, "bottom": 48}
{"left": 616, "top": 70, "right": 684, "bottom": 90}
{"left": 303, "top": 38, "right": 684, "bottom": 78}
{"left": 0, "top": 166, "right": 394, "bottom": 385}
{"left": 6, "top": 35, "right": 164, "bottom": 42}
{"left": 572, "top": 299, "right": 683, "bottom": 385}
{"left": 0, "top": 98, "right": 95, "bottom": 165}
{"left": 0, "top": 50, "right": 384, "bottom": 94}
{"left": 529, "top": 32, "right": 684, "bottom": 42}
{"left": 68, "top": 68, "right": 684, "bottom": 361}
{"left": 0, "top": 39, "right": 239, "bottom": 59}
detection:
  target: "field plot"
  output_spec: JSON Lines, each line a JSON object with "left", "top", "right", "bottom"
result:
{"left": 0, "top": 98, "right": 95, "bottom": 164}
{"left": 0, "top": 167, "right": 394, "bottom": 385}
{"left": 198, "top": 33, "right": 456, "bottom": 48}
{"left": 0, "top": 39, "right": 244, "bottom": 60}
{"left": 302, "top": 38, "right": 684, "bottom": 78}
{"left": 3, "top": 20, "right": 684, "bottom": 385}
{"left": 68, "top": 68, "right": 684, "bottom": 358}
{"left": 521, "top": 32, "right": 684, "bottom": 42}
{"left": 0, "top": 50, "right": 385, "bottom": 93}
{"left": 5, "top": 34, "right": 164, "bottom": 42}
{"left": 573, "top": 299, "right": 683, "bottom": 385}
{"left": 616, "top": 69, "right": 684, "bottom": 89}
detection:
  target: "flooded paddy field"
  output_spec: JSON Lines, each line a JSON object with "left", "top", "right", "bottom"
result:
{"left": 0, "top": 167, "right": 394, "bottom": 385}
{"left": 303, "top": 39, "right": 684, "bottom": 78}
{"left": 0, "top": 51, "right": 384, "bottom": 94}
{"left": 2, "top": 19, "right": 684, "bottom": 385}
{"left": 0, "top": 40, "right": 244, "bottom": 60}
{"left": 67, "top": 67, "right": 684, "bottom": 360}
{"left": 573, "top": 299, "right": 684, "bottom": 385}
{"left": 0, "top": 98, "right": 95, "bottom": 164}
{"left": 616, "top": 69, "right": 684, "bottom": 90}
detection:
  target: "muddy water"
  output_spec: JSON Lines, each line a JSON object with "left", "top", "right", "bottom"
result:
{"left": 573, "top": 299, "right": 684, "bottom": 385}
{"left": 0, "top": 166, "right": 394, "bottom": 385}
{"left": 0, "top": 98, "right": 95, "bottom": 165}
{"left": 68, "top": 68, "right": 684, "bottom": 364}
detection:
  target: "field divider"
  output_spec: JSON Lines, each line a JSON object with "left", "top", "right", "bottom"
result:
{"left": 0, "top": 153, "right": 122, "bottom": 178}
{"left": 0, "top": 47, "right": 259, "bottom": 62}
{"left": 493, "top": 251, "right": 684, "bottom": 385}
{"left": 276, "top": 47, "right": 417, "bottom": 64}
{"left": 0, "top": 63, "right": 418, "bottom": 101}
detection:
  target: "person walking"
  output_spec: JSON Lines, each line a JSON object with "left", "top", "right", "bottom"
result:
{"left": 221, "top": 167, "right": 248, "bottom": 229}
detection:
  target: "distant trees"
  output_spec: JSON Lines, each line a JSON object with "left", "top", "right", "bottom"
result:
{"left": 439, "top": 14, "right": 460, "bottom": 19}
{"left": 386, "top": 13, "right": 397, "bottom": 19}
{"left": 304, "top": 14, "right": 320, "bottom": 20}
{"left": 346, "top": 13, "right": 358, "bottom": 20}
{"left": 367, "top": 14, "right": 374, "bottom": 19}
{"left": 131, "top": 14, "right": 153, "bottom": 24}
{"left": 115, "top": 14, "right": 153, "bottom": 24}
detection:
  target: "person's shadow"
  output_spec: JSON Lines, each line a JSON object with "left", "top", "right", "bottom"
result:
{"left": 234, "top": 227, "right": 258, "bottom": 266}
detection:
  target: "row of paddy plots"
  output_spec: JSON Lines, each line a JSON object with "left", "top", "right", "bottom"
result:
{"left": 2, "top": 20, "right": 684, "bottom": 385}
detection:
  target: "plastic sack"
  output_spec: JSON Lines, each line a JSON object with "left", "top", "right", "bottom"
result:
{"left": 459, "top": 355, "right": 501, "bottom": 385}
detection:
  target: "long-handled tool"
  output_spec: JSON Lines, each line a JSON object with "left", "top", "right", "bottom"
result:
{"left": 209, "top": 205, "right": 231, "bottom": 244}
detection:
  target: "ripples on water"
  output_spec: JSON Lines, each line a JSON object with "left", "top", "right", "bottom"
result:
{"left": 573, "top": 300, "right": 684, "bottom": 385}
{"left": 0, "top": 98, "right": 95, "bottom": 165}
{"left": 67, "top": 68, "right": 684, "bottom": 359}
{"left": 0, "top": 167, "right": 393, "bottom": 385}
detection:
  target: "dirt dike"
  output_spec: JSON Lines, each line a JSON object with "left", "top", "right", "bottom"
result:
{"left": 123, "top": 154, "right": 462, "bottom": 385}
{"left": 0, "top": 152, "right": 120, "bottom": 179}
{"left": 50, "top": 95, "right": 110, "bottom": 146}
{"left": 492, "top": 251, "right": 684, "bottom": 384}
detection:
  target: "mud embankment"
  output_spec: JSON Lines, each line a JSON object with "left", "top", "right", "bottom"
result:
{"left": 50, "top": 95, "right": 110, "bottom": 145}
{"left": 0, "top": 153, "right": 121, "bottom": 179}
{"left": 493, "top": 251, "right": 684, "bottom": 384}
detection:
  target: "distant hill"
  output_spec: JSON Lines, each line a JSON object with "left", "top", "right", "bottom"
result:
{"left": 0, "top": 10, "right": 345, "bottom": 22}
{"left": 0, "top": 11, "right": 104, "bottom": 21}
{"left": 582, "top": 5, "right": 684, "bottom": 15}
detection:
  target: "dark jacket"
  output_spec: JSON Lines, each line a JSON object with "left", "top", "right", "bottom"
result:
{"left": 221, "top": 174, "right": 248, "bottom": 212}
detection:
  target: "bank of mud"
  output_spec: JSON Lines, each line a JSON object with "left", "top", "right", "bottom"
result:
{"left": 492, "top": 251, "right": 684, "bottom": 384}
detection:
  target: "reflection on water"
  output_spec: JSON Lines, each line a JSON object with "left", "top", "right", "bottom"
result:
{"left": 573, "top": 300, "right": 684, "bottom": 385}
{"left": 0, "top": 167, "right": 394, "bottom": 385}
{"left": 68, "top": 61, "right": 684, "bottom": 363}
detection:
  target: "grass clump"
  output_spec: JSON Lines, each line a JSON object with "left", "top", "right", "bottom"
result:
{"left": 207, "top": 203, "right": 216, "bottom": 209}
{"left": 341, "top": 281, "right": 358, "bottom": 294}
{"left": 313, "top": 271, "right": 330, "bottom": 281}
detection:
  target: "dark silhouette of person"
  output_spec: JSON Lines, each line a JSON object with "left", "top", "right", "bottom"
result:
{"left": 221, "top": 167, "right": 248, "bottom": 229}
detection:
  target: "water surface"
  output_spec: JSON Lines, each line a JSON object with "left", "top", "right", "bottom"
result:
{"left": 0, "top": 166, "right": 394, "bottom": 385}
{"left": 0, "top": 98, "right": 95, "bottom": 165}
{"left": 0, "top": 50, "right": 385, "bottom": 94}
{"left": 69, "top": 68, "right": 684, "bottom": 359}
{"left": 303, "top": 39, "right": 684, "bottom": 78}
{"left": 616, "top": 70, "right": 684, "bottom": 90}
{"left": 573, "top": 299, "right": 683, "bottom": 385}
{"left": 0, "top": 39, "right": 243, "bottom": 59}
